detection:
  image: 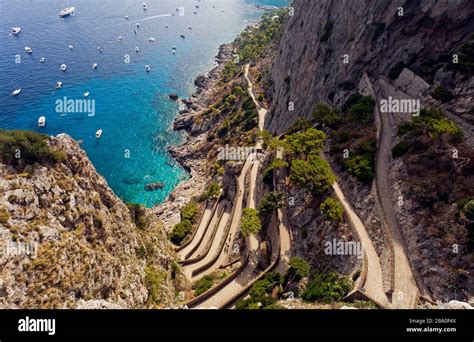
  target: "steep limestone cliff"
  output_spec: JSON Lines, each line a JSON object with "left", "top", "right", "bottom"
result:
{"left": 0, "top": 134, "right": 177, "bottom": 308}
{"left": 266, "top": 0, "right": 474, "bottom": 134}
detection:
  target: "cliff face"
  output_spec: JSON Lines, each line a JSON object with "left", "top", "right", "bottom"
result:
{"left": 266, "top": 0, "right": 474, "bottom": 134}
{"left": 0, "top": 134, "right": 176, "bottom": 308}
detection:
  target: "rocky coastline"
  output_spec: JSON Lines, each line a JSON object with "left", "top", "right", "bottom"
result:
{"left": 151, "top": 43, "right": 234, "bottom": 230}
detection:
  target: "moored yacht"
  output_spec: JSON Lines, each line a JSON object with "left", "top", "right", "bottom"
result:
{"left": 142, "top": 3, "right": 147, "bottom": 10}
{"left": 59, "top": 7, "right": 75, "bottom": 18}
{"left": 117, "top": 36, "right": 123, "bottom": 42}
{"left": 11, "top": 88, "right": 21, "bottom": 96}
{"left": 11, "top": 27, "right": 21, "bottom": 35}
{"left": 145, "top": 65, "right": 150, "bottom": 72}
{"left": 96, "top": 129, "right": 103, "bottom": 139}
{"left": 98, "top": 46, "right": 103, "bottom": 52}
{"left": 56, "top": 81, "right": 63, "bottom": 89}
{"left": 148, "top": 37, "right": 155, "bottom": 42}
{"left": 60, "top": 64, "right": 67, "bottom": 71}
{"left": 83, "top": 91, "right": 90, "bottom": 98}
{"left": 24, "top": 46, "right": 33, "bottom": 54}
{"left": 40, "top": 57, "right": 45, "bottom": 63}
{"left": 92, "top": 63, "right": 98, "bottom": 69}
{"left": 69, "top": 44, "right": 74, "bottom": 50}
{"left": 135, "top": 47, "right": 140, "bottom": 53}
{"left": 38, "top": 116, "right": 46, "bottom": 127}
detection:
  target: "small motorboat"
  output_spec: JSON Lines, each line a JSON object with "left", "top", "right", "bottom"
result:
{"left": 125, "top": 16, "right": 129, "bottom": 20}
{"left": 40, "top": 57, "right": 45, "bottom": 63}
{"left": 117, "top": 36, "right": 123, "bottom": 42}
{"left": 142, "top": 3, "right": 147, "bottom": 10}
{"left": 135, "top": 47, "right": 140, "bottom": 53}
{"left": 92, "top": 63, "right": 98, "bottom": 69}
{"left": 59, "top": 6, "right": 75, "bottom": 18}
{"left": 145, "top": 65, "right": 150, "bottom": 72}
{"left": 83, "top": 91, "right": 90, "bottom": 98}
{"left": 165, "top": 24, "right": 168, "bottom": 29}
{"left": 180, "top": 34, "right": 185, "bottom": 39}
{"left": 56, "top": 81, "right": 63, "bottom": 89}
{"left": 98, "top": 46, "right": 103, "bottom": 52}
{"left": 136, "top": 23, "right": 140, "bottom": 29}
{"left": 133, "top": 29, "right": 137, "bottom": 35}
{"left": 96, "top": 129, "right": 103, "bottom": 139}
{"left": 60, "top": 64, "right": 67, "bottom": 72}
{"left": 172, "top": 50, "right": 176, "bottom": 54}
{"left": 38, "top": 116, "right": 46, "bottom": 127}
{"left": 69, "top": 44, "right": 74, "bottom": 50}
{"left": 11, "top": 27, "right": 21, "bottom": 35}
{"left": 188, "top": 25, "right": 192, "bottom": 30}
{"left": 172, "top": 46, "right": 177, "bottom": 50}
{"left": 24, "top": 46, "right": 33, "bottom": 54}
{"left": 11, "top": 88, "right": 21, "bottom": 96}
{"left": 148, "top": 37, "right": 155, "bottom": 42}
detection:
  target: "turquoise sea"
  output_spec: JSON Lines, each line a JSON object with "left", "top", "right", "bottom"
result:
{"left": 0, "top": 0, "right": 290, "bottom": 207}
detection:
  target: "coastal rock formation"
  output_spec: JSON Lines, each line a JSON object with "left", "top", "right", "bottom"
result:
{"left": 0, "top": 134, "right": 176, "bottom": 308}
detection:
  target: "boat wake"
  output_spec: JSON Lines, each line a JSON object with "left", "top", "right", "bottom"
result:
{"left": 140, "top": 13, "right": 172, "bottom": 22}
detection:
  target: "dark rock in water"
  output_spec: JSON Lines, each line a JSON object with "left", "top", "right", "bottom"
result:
{"left": 169, "top": 93, "right": 179, "bottom": 101}
{"left": 123, "top": 177, "right": 141, "bottom": 185}
{"left": 145, "top": 182, "right": 165, "bottom": 191}
{"left": 194, "top": 75, "right": 207, "bottom": 88}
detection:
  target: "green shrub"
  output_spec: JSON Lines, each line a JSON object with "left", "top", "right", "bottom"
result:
{"left": 258, "top": 191, "right": 285, "bottom": 216}
{"left": 347, "top": 96, "right": 375, "bottom": 123}
{"left": 248, "top": 272, "right": 283, "bottom": 298}
{"left": 312, "top": 104, "right": 342, "bottom": 127}
{"left": 290, "top": 154, "right": 337, "bottom": 193}
{"left": 169, "top": 220, "right": 193, "bottom": 245}
{"left": 302, "top": 272, "right": 352, "bottom": 303}
{"left": 181, "top": 201, "right": 198, "bottom": 223}
{"left": 194, "top": 276, "right": 214, "bottom": 296}
{"left": 145, "top": 264, "right": 166, "bottom": 305}
{"left": 343, "top": 154, "right": 374, "bottom": 182}
{"left": 392, "top": 140, "right": 411, "bottom": 158}
{"left": 287, "top": 257, "right": 310, "bottom": 281}
{"left": 240, "top": 208, "right": 262, "bottom": 237}
{"left": 431, "top": 85, "right": 454, "bottom": 103}
{"left": 263, "top": 159, "right": 288, "bottom": 183}
{"left": 0, "top": 207, "right": 10, "bottom": 224}
{"left": 283, "top": 128, "right": 327, "bottom": 158}
{"left": 0, "top": 130, "right": 66, "bottom": 168}
{"left": 127, "top": 203, "right": 149, "bottom": 229}
{"left": 199, "top": 182, "right": 221, "bottom": 202}
{"left": 320, "top": 198, "right": 344, "bottom": 222}
{"left": 461, "top": 200, "right": 474, "bottom": 221}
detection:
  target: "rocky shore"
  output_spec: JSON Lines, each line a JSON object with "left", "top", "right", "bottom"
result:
{"left": 151, "top": 43, "right": 235, "bottom": 230}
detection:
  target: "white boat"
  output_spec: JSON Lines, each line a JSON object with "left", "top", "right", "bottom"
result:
{"left": 83, "top": 91, "right": 90, "bottom": 98}
{"left": 40, "top": 57, "right": 45, "bottom": 63}
{"left": 92, "top": 63, "right": 98, "bottom": 69}
{"left": 117, "top": 36, "right": 123, "bottom": 42}
{"left": 98, "top": 46, "right": 103, "bottom": 52}
{"left": 11, "top": 27, "right": 21, "bottom": 35}
{"left": 148, "top": 37, "right": 155, "bottom": 42}
{"left": 135, "top": 47, "right": 140, "bottom": 53}
{"left": 56, "top": 81, "right": 63, "bottom": 89}
{"left": 188, "top": 26, "right": 192, "bottom": 30}
{"left": 38, "top": 116, "right": 46, "bottom": 127}
{"left": 24, "top": 46, "right": 33, "bottom": 54}
{"left": 68, "top": 44, "right": 74, "bottom": 50}
{"left": 125, "top": 16, "right": 129, "bottom": 20}
{"left": 142, "top": 3, "right": 147, "bottom": 10}
{"left": 133, "top": 29, "right": 137, "bottom": 35}
{"left": 60, "top": 64, "right": 67, "bottom": 71}
{"left": 11, "top": 88, "right": 21, "bottom": 96}
{"left": 172, "top": 50, "right": 176, "bottom": 54}
{"left": 145, "top": 65, "right": 150, "bottom": 72}
{"left": 165, "top": 24, "right": 168, "bottom": 28}
{"left": 59, "top": 7, "right": 75, "bottom": 18}
{"left": 172, "top": 46, "right": 177, "bottom": 50}
{"left": 136, "top": 23, "right": 140, "bottom": 29}
{"left": 96, "top": 129, "right": 103, "bottom": 139}
{"left": 180, "top": 34, "right": 185, "bottom": 38}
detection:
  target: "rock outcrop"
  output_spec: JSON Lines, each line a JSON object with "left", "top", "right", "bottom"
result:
{"left": 0, "top": 134, "right": 176, "bottom": 308}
